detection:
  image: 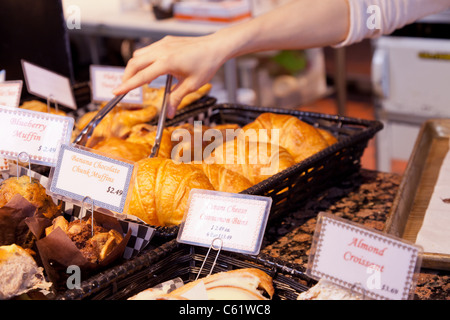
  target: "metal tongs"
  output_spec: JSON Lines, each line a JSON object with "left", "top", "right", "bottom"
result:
{"left": 149, "top": 74, "right": 173, "bottom": 158}
{"left": 73, "top": 93, "right": 126, "bottom": 146}
{"left": 73, "top": 75, "right": 173, "bottom": 156}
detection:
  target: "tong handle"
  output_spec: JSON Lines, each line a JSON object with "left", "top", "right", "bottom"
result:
{"left": 150, "top": 75, "right": 173, "bottom": 158}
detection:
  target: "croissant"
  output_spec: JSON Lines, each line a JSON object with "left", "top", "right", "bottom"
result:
{"left": 127, "top": 158, "right": 214, "bottom": 226}
{"left": 126, "top": 124, "right": 173, "bottom": 159}
{"left": 242, "top": 113, "right": 331, "bottom": 163}
{"left": 75, "top": 105, "right": 158, "bottom": 146}
{"left": 91, "top": 137, "right": 152, "bottom": 162}
{"left": 191, "top": 163, "right": 253, "bottom": 193}
{"left": 205, "top": 138, "right": 296, "bottom": 185}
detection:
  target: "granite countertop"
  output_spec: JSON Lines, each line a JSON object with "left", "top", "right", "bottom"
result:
{"left": 260, "top": 169, "right": 450, "bottom": 300}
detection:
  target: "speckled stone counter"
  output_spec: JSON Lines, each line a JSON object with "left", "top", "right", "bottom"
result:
{"left": 260, "top": 169, "right": 450, "bottom": 300}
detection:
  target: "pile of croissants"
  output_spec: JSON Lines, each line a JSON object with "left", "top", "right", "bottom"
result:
{"left": 70, "top": 109, "right": 337, "bottom": 227}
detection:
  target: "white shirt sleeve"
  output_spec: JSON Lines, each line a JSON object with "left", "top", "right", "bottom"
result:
{"left": 334, "top": 0, "right": 450, "bottom": 47}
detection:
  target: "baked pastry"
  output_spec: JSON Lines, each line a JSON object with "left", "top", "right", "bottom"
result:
{"left": 0, "top": 244, "right": 52, "bottom": 299}
{"left": 92, "top": 137, "right": 152, "bottom": 162}
{"left": 143, "top": 83, "right": 212, "bottom": 111}
{"left": 126, "top": 158, "right": 214, "bottom": 226}
{"left": 317, "top": 128, "right": 338, "bottom": 146}
{"left": 0, "top": 175, "right": 61, "bottom": 219}
{"left": 45, "top": 216, "right": 124, "bottom": 264}
{"left": 242, "top": 113, "right": 331, "bottom": 162}
{"left": 191, "top": 163, "right": 252, "bottom": 193}
{"left": 20, "top": 100, "right": 66, "bottom": 117}
{"left": 126, "top": 124, "right": 173, "bottom": 159}
{"left": 75, "top": 104, "right": 158, "bottom": 145}
{"left": 297, "top": 279, "right": 362, "bottom": 300}
{"left": 205, "top": 139, "right": 296, "bottom": 185}
{"left": 129, "top": 268, "right": 274, "bottom": 300}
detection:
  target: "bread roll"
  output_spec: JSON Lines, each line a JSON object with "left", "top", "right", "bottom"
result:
{"left": 205, "top": 138, "right": 296, "bottom": 185}
{"left": 127, "top": 158, "right": 214, "bottom": 226}
{"left": 0, "top": 244, "right": 52, "bottom": 299}
{"left": 130, "top": 268, "right": 274, "bottom": 300}
{"left": 242, "top": 113, "right": 330, "bottom": 162}
{"left": 297, "top": 279, "right": 362, "bottom": 300}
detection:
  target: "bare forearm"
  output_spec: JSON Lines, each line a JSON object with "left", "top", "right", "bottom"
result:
{"left": 213, "top": 0, "right": 350, "bottom": 61}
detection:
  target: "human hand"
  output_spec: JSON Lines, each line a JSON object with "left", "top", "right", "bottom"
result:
{"left": 113, "top": 35, "right": 226, "bottom": 118}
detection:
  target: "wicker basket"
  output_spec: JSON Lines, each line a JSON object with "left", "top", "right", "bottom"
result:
{"left": 153, "top": 103, "right": 383, "bottom": 237}
{"left": 56, "top": 238, "right": 314, "bottom": 300}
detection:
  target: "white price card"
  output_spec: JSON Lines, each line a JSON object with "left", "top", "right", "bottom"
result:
{"left": 0, "top": 105, "right": 74, "bottom": 166}
{"left": 177, "top": 189, "right": 272, "bottom": 255}
{"left": 307, "top": 213, "right": 423, "bottom": 300}
{"left": 22, "top": 60, "right": 77, "bottom": 110}
{"left": 0, "top": 80, "right": 22, "bottom": 108}
{"left": 90, "top": 65, "right": 143, "bottom": 104}
{"left": 49, "top": 144, "right": 135, "bottom": 214}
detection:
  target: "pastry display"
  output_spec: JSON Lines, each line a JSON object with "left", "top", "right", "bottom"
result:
{"left": 0, "top": 175, "right": 61, "bottom": 219}
{"left": 129, "top": 268, "right": 274, "bottom": 300}
{"left": 0, "top": 244, "right": 52, "bottom": 300}
{"left": 45, "top": 215, "right": 124, "bottom": 264}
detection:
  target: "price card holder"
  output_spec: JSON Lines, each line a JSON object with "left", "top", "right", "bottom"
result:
{"left": 307, "top": 212, "right": 423, "bottom": 300}
{"left": 21, "top": 60, "right": 77, "bottom": 110}
{"left": 177, "top": 189, "right": 272, "bottom": 255}
{"left": 48, "top": 144, "right": 135, "bottom": 214}
{"left": 90, "top": 65, "right": 143, "bottom": 105}
{"left": 0, "top": 105, "right": 74, "bottom": 166}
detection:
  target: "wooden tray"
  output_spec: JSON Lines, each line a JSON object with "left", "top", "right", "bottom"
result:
{"left": 385, "top": 119, "right": 450, "bottom": 271}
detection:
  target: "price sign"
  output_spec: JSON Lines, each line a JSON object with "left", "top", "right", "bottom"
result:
{"left": 177, "top": 189, "right": 272, "bottom": 255}
{"left": 307, "top": 213, "right": 423, "bottom": 300}
{"left": 90, "top": 65, "right": 143, "bottom": 104}
{"left": 0, "top": 105, "right": 74, "bottom": 166}
{"left": 22, "top": 60, "right": 77, "bottom": 110}
{"left": 49, "top": 144, "right": 134, "bottom": 213}
{"left": 0, "top": 81, "right": 22, "bottom": 108}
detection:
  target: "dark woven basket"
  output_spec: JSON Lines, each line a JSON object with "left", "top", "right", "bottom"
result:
{"left": 152, "top": 103, "right": 383, "bottom": 237}
{"left": 56, "top": 238, "right": 313, "bottom": 300}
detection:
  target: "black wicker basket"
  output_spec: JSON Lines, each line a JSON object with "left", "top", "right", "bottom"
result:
{"left": 152, "top": 103, "right": 383, "bottom": 237}
{"left": 56, "top": 238, "right": 314, "bottom": 300}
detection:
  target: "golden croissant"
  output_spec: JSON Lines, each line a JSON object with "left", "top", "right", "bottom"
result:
{"left": 127, "top": 158, "right": 214, "bottom": 226}
{"left": 242, "top": 113, "right": 335, "bottom": 163}
{"left": 190, "top": 163, "right": 253, "bottom": 193}
{"left": 205, "top": 138, "right": 296, "bottom": 185}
